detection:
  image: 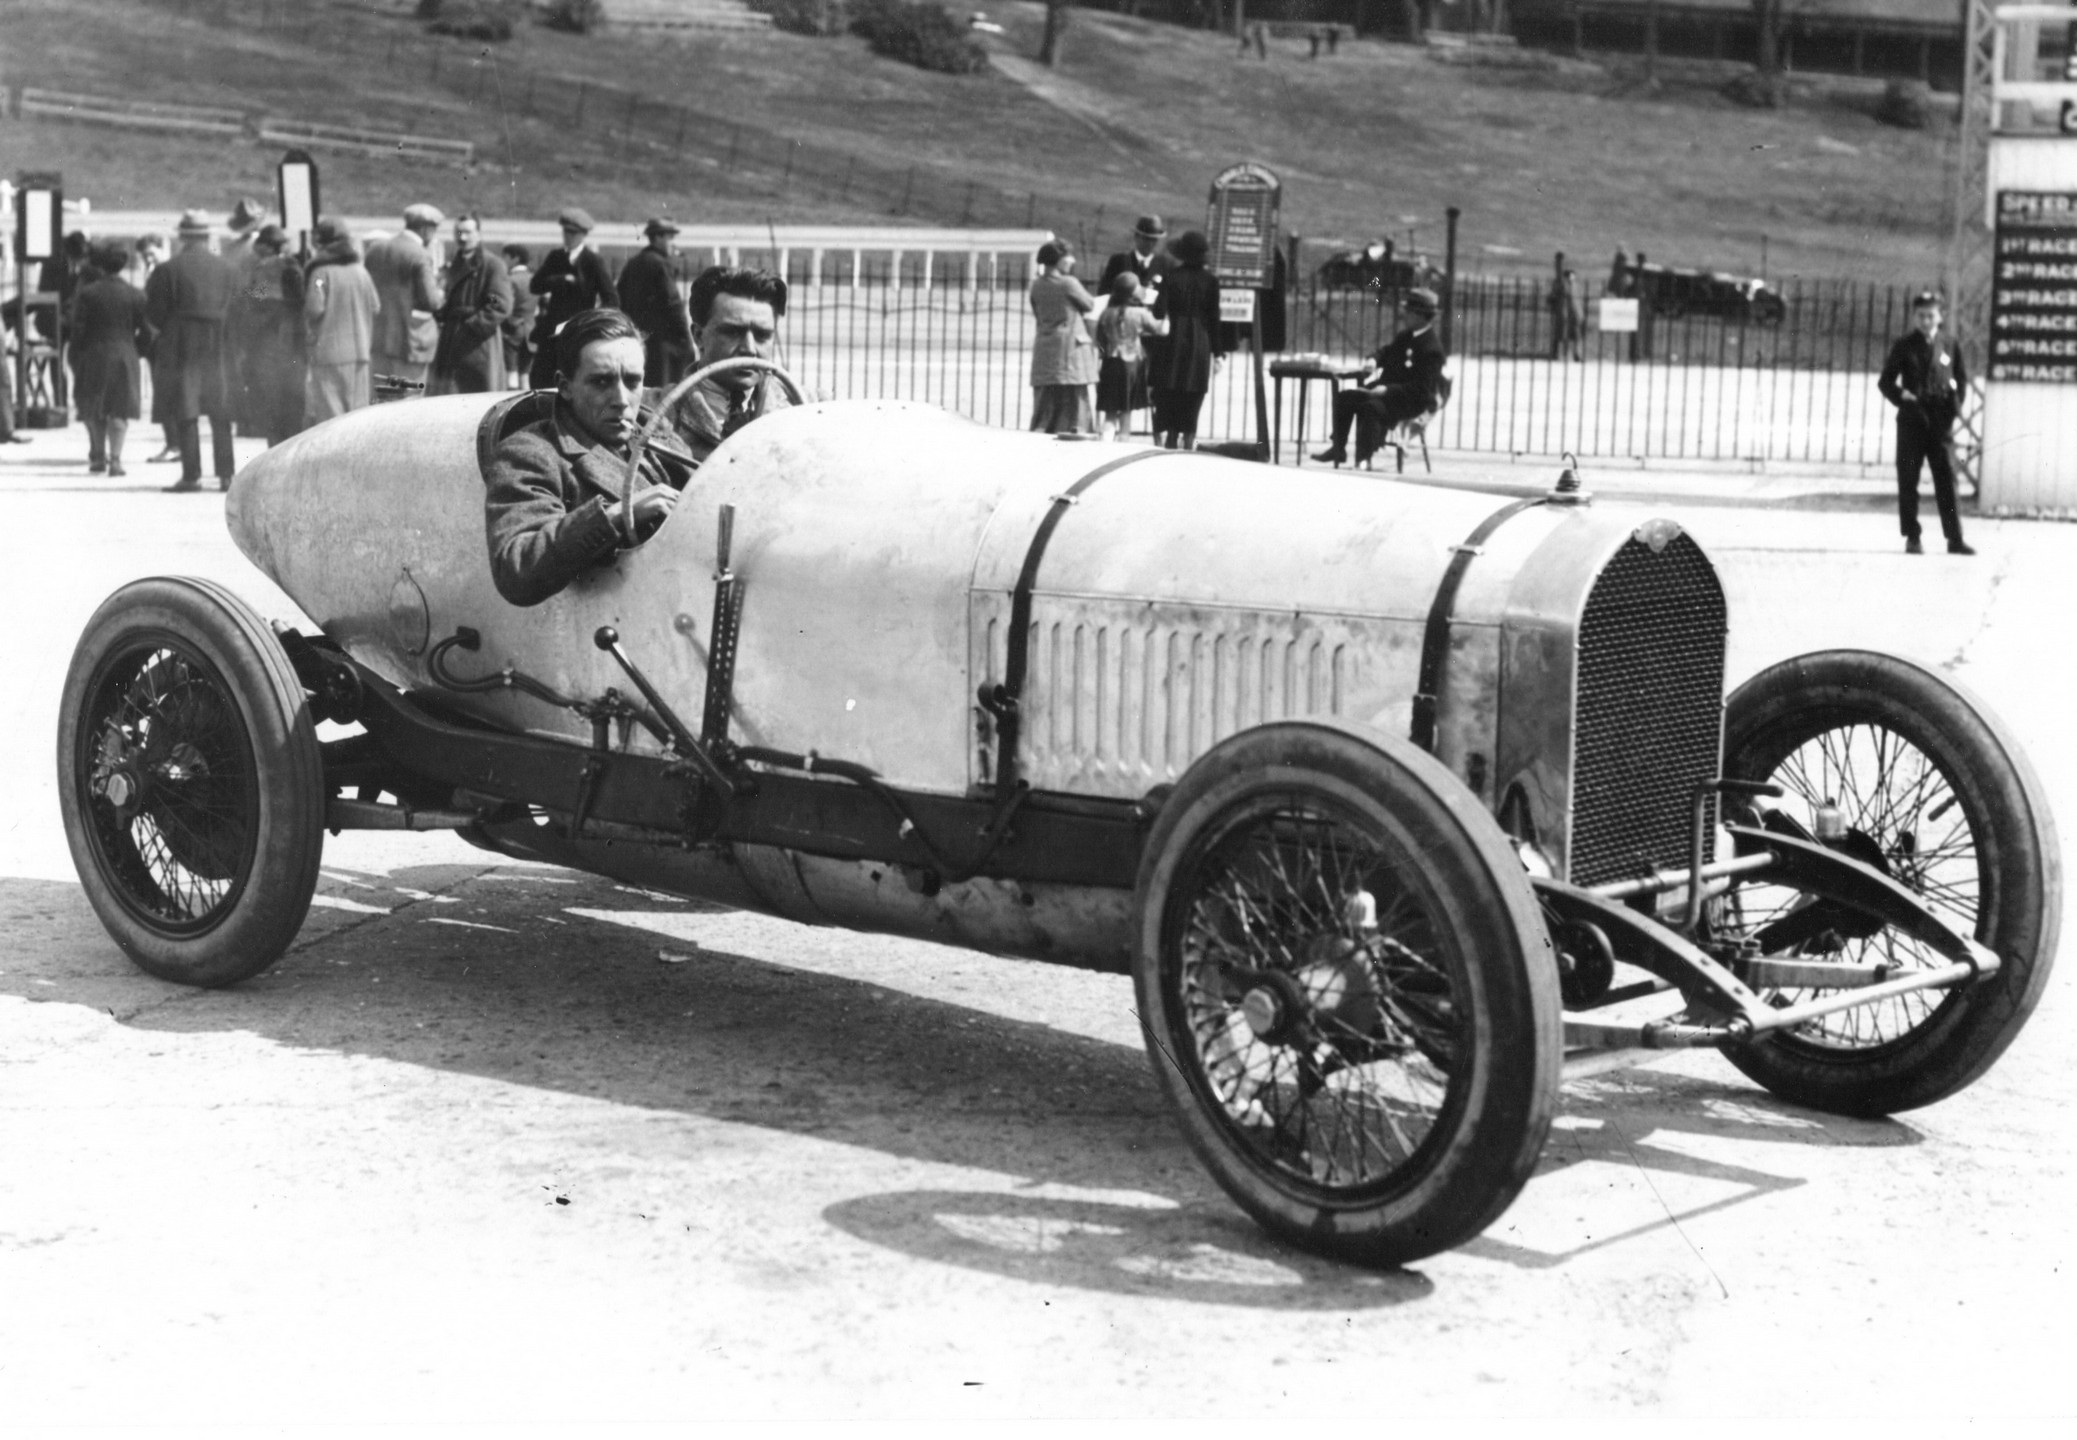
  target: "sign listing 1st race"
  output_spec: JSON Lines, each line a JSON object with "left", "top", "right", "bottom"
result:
{"left": 1990, "top": 190, "right": 2077, "bottom": 385}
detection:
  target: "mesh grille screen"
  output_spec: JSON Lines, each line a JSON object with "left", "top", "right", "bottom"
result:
{"left": 1569, "top": 533, "right": 1727, "bottom": 887}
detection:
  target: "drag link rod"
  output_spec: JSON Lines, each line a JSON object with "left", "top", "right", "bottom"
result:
{"left": 593, "top": 627, "right": 734, "bottom": 794}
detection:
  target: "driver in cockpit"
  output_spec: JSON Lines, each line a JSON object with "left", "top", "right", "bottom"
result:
{"left": 485, "top": 269, "right": 794, "bottom": 607}
{"left": 485, "top": 308, "right": 698, "bottom": 607}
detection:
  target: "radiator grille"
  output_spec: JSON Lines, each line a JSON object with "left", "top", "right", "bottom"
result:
{"left": 1569, "top": 532, "right": 1726, "bottom": 887}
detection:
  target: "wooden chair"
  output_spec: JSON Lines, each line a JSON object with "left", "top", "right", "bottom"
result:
{"left": 1347, "top": 363, "right": 1455, "bottom": 474}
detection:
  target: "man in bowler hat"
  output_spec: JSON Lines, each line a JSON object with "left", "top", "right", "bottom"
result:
{"left": 147, "top": 210, "right": 240, "bottom": 491}
{"left": 1878, "top": 291, "right": 1974, "bottom": 555}
{"left": 1101, "top": 215, "right": 1170, "bottom": 298}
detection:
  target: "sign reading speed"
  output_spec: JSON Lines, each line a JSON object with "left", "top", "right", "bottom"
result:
{"left": 1990, "top": 190, "right": 2077, "bottom": 385}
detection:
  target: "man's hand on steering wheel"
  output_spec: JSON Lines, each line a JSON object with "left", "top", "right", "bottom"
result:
{"left": 610, "top": 486, "right": 678, "bottom": 540}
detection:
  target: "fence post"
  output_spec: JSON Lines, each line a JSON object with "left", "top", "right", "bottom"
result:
{"left": 1442, "top": 207, "right": 1460, "bottom": 355}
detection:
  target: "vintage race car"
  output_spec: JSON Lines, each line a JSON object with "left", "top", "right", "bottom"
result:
{"left": 57, "top": 360, "right": 2060, "bottom": 1267}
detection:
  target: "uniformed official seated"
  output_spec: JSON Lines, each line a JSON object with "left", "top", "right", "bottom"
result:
{"left": 1313, "top": 286, "right": 1447, "bottom": 467}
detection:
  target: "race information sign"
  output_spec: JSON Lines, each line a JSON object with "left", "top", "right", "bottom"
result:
{"left": 1990, "top": 190, "right": 2077, "bottom": 385}
{"left": 1207, "top": 162, "right": 1280, "bottom": 288}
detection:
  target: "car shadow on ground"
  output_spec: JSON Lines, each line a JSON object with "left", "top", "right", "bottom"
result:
{"left": 3, "top": 864, "right": 1920, "bottom": 1297}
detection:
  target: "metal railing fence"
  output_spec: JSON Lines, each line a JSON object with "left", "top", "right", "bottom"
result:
{"left": 770, "top": 274, "right": 1927, "bottom": 468}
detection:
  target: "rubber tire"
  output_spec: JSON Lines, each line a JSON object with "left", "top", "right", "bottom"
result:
{"left": 1133, "top": 719, "right": 1562, "bottom": 1267}
{"left": 57, "top": 577, "right": 325, "bottom": 987}
{"left": 1720, "top": 650, "right": 2060, "bottom": 1115}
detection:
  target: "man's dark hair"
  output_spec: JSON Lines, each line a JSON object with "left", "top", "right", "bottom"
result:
{"left": 502, "top": 243, "right": 532, "bottom": 268}
{"left": 688, "top": 266, "right": 788, "bottom": 328}
{"left": 553, "top": 307, "right": 644, "bottom": 382}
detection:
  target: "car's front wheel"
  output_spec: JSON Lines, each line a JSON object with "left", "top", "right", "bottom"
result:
{"left": 57, "top": 577, "right": 325, "bottom": 987}
{"left": 1133, "top": 721, "right": 1561, "bottom": 1267}
{"left": 1718, "top": 651, "right": 2059, "bottom": 1115}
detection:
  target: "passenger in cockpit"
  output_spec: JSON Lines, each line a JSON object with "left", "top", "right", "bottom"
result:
{"left": 659, "top": 266, "right": 794, "bottom": 465}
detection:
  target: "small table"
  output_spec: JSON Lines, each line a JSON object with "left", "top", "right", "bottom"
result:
{"left": 1268, "top": 354, "right": 1352, "bottom": 466}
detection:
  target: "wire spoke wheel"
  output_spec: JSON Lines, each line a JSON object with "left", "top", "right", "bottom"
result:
{"left": 80, "top": 639, "right": 260, "bottom": 932}
{"left": 1177, "top": 799, "right": 1461, "bottom": 1192}
{"left": 59, "top": 578, "right": 326, "bottom": 987}
{"left": 1722, "top": 720, "right": 1977, "bottom": 1051}
{"left": 1135, "top": 723, "right": 1559, "bottom": 1267}
{"left": 1717, "top": 651, "right": 2059, "bottom": 1115}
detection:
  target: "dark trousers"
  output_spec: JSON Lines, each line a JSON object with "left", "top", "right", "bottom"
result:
{"left": 1329, "top": 385, "right": 1426, "bottom": 456}
{"left": 1150, "top": 388, "right": 1206, "bottom": 445}
{"left": 179, "top": 415, "right": 237, "bottom": 483}
{"left": 645, "top": 338, "right": 693, "bottom": 388}
{"left": 1896, "top": 409, "right": 1963, "bottom": 544}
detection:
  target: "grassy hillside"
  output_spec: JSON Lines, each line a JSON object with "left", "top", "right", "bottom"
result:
{"left": 0, "top": 0, "right": 1960, "bottom": 283}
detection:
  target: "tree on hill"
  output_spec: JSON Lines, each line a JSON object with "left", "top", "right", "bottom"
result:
{"left": 1040, "top": 1, "right": 1072, "bottom": 65}
{"left": 1748, "top": 0, "right": 1789, "bottom": 106}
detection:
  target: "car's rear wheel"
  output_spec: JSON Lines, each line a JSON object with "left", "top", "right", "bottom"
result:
{"left": 1133, "top": 722, "right": 1561, "bottom": 1267}
{"left": 1717, "top": 651, "right": 2058, "bottom": 1115}
{"left": 57, "top": 577, "right": 325, "bottom": 987}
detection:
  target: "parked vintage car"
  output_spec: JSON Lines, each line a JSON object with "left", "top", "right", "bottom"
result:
{"left": 1316, "top": 240, "right": 1447, "bottom": 299}
{"left": 57, "top": 361, "right": 2059, "bottom": 1266}
{"left": 1623, "top": 261, "right": 1788, "bottom": 325}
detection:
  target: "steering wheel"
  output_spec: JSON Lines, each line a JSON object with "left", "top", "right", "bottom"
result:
{"left": 619, "top": 356, "right": 811, "bottom": 548}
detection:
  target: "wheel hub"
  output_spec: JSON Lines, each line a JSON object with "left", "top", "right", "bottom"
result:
{"left": 1237, "top": 937, "right": 1385, "bottom": 1048}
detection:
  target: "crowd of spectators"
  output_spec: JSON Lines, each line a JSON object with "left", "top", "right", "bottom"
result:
{"left": 1029, "top": 214, "right": 1225, "bottom": 450}
{"left": 21, "top": 198, "right": 720, "bottom": 491}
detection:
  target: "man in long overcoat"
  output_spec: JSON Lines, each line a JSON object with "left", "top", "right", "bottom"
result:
{"left": 365, "top": 203, "right": 445, "bottom": 392}
{"left": 146, "top": 210, "right": 239, "bottom": 491}
{"left": 617, "top": 216, "right": 694, "bottom": 386}
{"left": 239, "top": 225, "right": 308, "bottom": 446}
{"left": 429, "top": 213, "right": 512, "bottom": 395}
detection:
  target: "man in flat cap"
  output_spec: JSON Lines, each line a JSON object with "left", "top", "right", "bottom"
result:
{"left": 1314, "top": 286, "right": 1448, "bottom": 467}
{"left": 365, "top": 202, "right": 446, "bottom": 393}
{"left": 1100, "top": 215, "right": 1171, "bottom": 299}
{"left": 617, "top": 216, "right": 695, "bottom": 386}
{"left": 147, "top": 210, "right": 240, "bottom": 491}
{"left": 528, "top": 206, "right": 619, "bottom": 389}
{"left": 1878, "top": 290, "right": 1973, "bottom": 556}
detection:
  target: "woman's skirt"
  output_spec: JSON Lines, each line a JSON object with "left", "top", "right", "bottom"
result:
{"left": 71, "top": 345, "right": 142, "bottom": 423}
{"left": 1030, "top": 383, "right": 1094, "bottom": 435}
{"left": 1096, "top": 355, "right": 1147, "bottom": 414}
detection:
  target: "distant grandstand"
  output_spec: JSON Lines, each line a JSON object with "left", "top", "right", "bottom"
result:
{"left": 1508, "top": 0, "right": 1965, "bottom": 90}
{"left": 1072, "top": 1, "right": 1966, "bottom": 91}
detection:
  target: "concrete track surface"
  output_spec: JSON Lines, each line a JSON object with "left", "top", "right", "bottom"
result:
{"left": 1, "top": 422, "right": 2071, "bottom": 1427}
